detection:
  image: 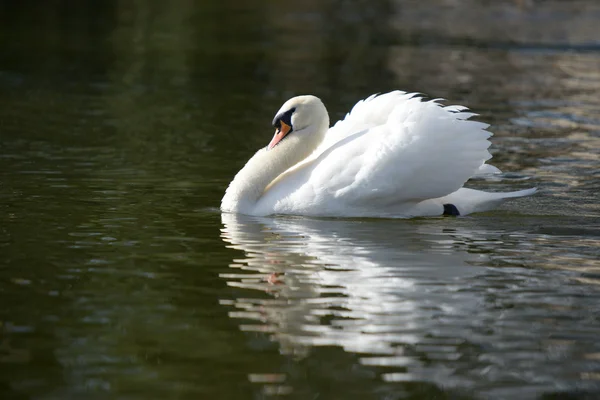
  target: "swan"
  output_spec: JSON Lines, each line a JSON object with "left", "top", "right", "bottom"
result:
{"left": 221, "top": 91, "right": 536, "bottom": 217}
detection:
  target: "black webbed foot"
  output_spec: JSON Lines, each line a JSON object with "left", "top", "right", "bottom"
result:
{"left": 443, "top": 203, "right": 460, "bottom": 216}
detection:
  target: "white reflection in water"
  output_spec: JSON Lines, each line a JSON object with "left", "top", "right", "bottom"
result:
{"left": 220, "top": 213, "right": 600, "bottom": 396}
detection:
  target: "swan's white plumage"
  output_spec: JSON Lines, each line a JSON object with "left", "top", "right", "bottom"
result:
{"left": 222, "top": 91, "right": 536, "bottom": 217}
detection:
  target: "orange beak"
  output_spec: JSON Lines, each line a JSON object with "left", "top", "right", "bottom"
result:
{"left": 268, "top": 121, "right": 292, "bottom": 150}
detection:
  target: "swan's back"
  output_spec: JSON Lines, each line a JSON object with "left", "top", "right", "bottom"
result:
{"left": 318, "top": 92, "right": 415, "bottom": 152}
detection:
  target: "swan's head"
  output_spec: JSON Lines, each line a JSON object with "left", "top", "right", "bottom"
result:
{"left": 268, "top": 95, "right": 329, "bottom": 151}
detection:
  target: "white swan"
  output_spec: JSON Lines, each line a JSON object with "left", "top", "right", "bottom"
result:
{"left": 221, "top": 91, "right": 536, "bottom": 217}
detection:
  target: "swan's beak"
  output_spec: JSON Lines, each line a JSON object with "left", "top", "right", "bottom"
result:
{"left": 268, "top": 121, "right": 292, "bottom": 150}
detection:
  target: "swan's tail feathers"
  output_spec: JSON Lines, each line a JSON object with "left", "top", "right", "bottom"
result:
{"left": 499, "top": 187, "right": 538, "bottom": 199}
{"left": 441, "top": 187, "right": 537, "bottom": 216}
{"left": 472, "top": 163, "right": 502, "bottom": 179}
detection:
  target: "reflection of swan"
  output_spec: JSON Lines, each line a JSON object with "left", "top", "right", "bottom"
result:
{"left": 220, "top": 214, "right": 592, "bottom": 397}
{"left": 222, "top": 92, "right": 535, "bottom": 217}
{"left": 220, "top": 213, "right": 483, "bottom": 357}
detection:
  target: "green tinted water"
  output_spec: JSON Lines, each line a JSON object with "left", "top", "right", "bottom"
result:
{"left": 1, "top": 1, "right": 599, "bottom": 399}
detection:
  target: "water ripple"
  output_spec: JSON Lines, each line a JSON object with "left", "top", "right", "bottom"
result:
{"left": 220, "top": 214, "right": 600, "bottom": 397}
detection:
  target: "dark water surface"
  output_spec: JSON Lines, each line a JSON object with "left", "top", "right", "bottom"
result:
{"left": 1, "top": 1, "right": 600, "bottom": 399}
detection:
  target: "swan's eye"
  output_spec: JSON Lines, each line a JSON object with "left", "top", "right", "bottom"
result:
{"left": 272, "top": 107, "right": 296, "bottom": 129}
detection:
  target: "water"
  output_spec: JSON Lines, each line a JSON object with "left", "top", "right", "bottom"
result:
{"left": 1, "top": 1, "right": 599, "bottom": 399}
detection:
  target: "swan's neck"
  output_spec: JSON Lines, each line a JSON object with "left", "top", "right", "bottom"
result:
{"left": 221, "top": 131, "right": 320, "bottom": 214}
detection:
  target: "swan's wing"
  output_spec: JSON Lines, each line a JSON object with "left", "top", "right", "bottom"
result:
{"left": 316, "top": 91, "right": 418, "bottom": 154}
{"left": 259, "top": 93, "right": 493, "bottom": 216}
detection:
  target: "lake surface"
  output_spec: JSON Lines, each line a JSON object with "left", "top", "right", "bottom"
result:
{"left": 1, "top": 1, "right": 600, "bottom": 399}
